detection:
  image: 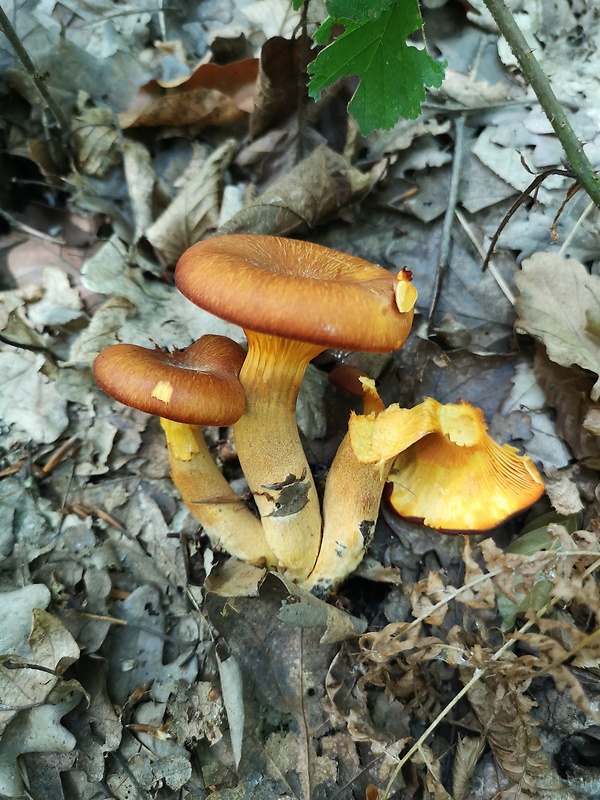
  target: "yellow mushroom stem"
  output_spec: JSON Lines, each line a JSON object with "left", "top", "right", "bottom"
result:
{"left": 233, "top": 332, "right": 325, "bottom": 581}
{"left": 160, "top": 419, "right": 276, "bottom": 566}
{"left": 304, "top": 381, "right": 435, "bottom": 592}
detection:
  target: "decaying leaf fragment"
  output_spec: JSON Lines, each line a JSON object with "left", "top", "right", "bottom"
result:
{"left": 466, "top": 677, "right": 568, "bottom": 796}
{"left": 0, "top": 588, "right": 83, "bottom": 797}
{"left": 146, "top": 139, "right": 236, "bottom": 264}
{"left": 119, "top": 58, "right": 258, "bottom": 128}
{"left": 516, "top": 252, "right": 600, "bottom": 401}
{"left": 250, "top": 36, "right": 314, "bottom": 138}
{"left": 533, "top": 345, "right": 600, "bottom": 467}
{"left": 219, "top": 144, "right": 374, "bottom": 236}
{"left": 0, "top": 349, "right": 68, "bottom": 443}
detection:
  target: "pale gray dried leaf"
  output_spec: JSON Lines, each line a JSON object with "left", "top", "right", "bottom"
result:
{"left": 25, "top": 266, "right": 85, "bottom": 328}
{"left": 128, "top": 493, "right": 187, "bottom": 590}
{"left": 68, "top": 297, "right": 136, "bottom": 365}
{"left": 365, "top": 116, "right": 451, "bottom": 161}
{"left": 123, "top": 138, "right": 156, "bottom": 240}
{"left": 79, "top": 234, "right": 243, "bottom": 349}
{"left": 0, "top": 350, "right": 68, "bottom": 443}
{"left": 0, "top": 607, "right": 79, "bottom": 735}
{"left": 29, "top": 609, "right": 80, "bottom": 673}
{"left": 72, "top": 103, "right": 121, "bottom": 177}
{"left": 0, "top": 690, "right": 80, "bottom": 798}
{"left": 103, "top": 584, "right": 197, "bottom": 705}
{"left": 8, "top": 35, "right": 145, "bottom": 116}
{"left": 217, "top": 652, "right": 244, "bottom": 769}
{"left": 146, "top": 139, "right": 236, "bottom": 264}
{"left": 0, "top": 293, "right": 48, "bottom": 350}
{"left": 473, "top": 126, "right": 563, "bottom": 206}
{"left": 0, "top": 478, "right": 62, "bottom": 563}
{"left": 276, "top": 575, "right": 367, "bottom": 643}
{"left": 516, "top": 253, "right": 600, "bottom": 401}
{"left": 297, "top": 362, "right": 328, "bottom": 440}
{"left": 432, "top": 69, "right": 513, "bottom": 108}
{"left": 501, "top": 361, "right": 572, "bottom": 469}
{"left": 0, "top": 584, "right": 51, "bottom": 658}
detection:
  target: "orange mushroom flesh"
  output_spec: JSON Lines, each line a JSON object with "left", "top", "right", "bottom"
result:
{"left": 176, "top": 234, "right": 417, "bottom": 580}
{"left": 387, "top": 400, "right": 545, "bottom": 532}
{"left": 93, "top": 335, "right": 275, "bottom": 566}
{"left": 349, "top": 397, "right": 545, "bottom": 534}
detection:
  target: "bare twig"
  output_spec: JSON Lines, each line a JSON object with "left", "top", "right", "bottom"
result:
{"left": 481, "top": 166, "right": 572, "bottom": 271}
{"left": 426, "top": 114, "right": 466, "bottom": 337}
{"left": 482, "top": 0, "right": 600, "bottom": 210}
{"left": 0, "top": 5, "right": 71, "bottom": 139}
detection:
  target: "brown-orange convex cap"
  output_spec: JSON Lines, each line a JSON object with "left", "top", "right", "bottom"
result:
{"left": 175, "top": 235, "right": 417, "bottom": 352}
{"left": 93, "top": 334, "right": 246, "bottom": 425}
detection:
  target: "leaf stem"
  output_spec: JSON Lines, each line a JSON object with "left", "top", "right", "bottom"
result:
{"left": 481, "top": 0, "right": 600, "bottom": 209}
{"left": 0, "top": 5, "right": 71, "bottom": 139}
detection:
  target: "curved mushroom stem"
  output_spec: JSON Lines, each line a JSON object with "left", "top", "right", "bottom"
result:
{"left": 160, "top": 419, "right": 276, "bottom": 566}
{"left": 303, "top": 378, "right": 389, "bottom": 593}
{"left": 233, "top": 333, "right": 324, "bottom": 581}
{"left": 303, "top": 433, "right": 394, "bottom": 594}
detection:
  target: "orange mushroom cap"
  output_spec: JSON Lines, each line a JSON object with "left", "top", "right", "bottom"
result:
{"left": 175, "top": 235, "right": 417, "bottom": 351}
{"left": 93, "top": 334, "right": 246, "bottom": 425}
{"left": 385, "top": 399, "right": 545, "bottom": 532}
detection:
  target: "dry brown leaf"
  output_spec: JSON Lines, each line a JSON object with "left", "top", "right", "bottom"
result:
{"left": 219, "top": 144, "right": 373, "bottom": 236}
{"left": 460, "top": 538, "right": 496, "bottom": 610}
{"left": 119, "top": 58, "right": 258, "bottom": 129}
{"left": 413, "top": 744, "right": 453, "bottom": 800}
{"left": 466, "top": 677, "right": 565, "bottom": 794}
{"left": 452, "top": 734, "right": 486, "bottom": 800}
{"left": 411, "top": 572, "right": 452, "bottom": 626}
{"left": 250, "top": 36, "right": 314, "bottom": 138}
{"left": 515, "top": 253, "right": 600, "bottom": 401}
{"left": 533, "top": 345, "right": 600, "bottom": 467}
{"left": 146, "top": 139, "right": 236, "bottom": 264}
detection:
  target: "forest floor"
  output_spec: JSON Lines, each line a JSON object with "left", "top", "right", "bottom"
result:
{"left": 1, "top": 1, "right": 600, "bottom": 798}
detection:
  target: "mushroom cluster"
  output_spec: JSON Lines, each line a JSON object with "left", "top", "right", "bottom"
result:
{"left": 94, "top": 234, "right": 545, "bottom": 591}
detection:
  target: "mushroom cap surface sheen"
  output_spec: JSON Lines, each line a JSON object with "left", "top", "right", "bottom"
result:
{"left": 175, "top": 234, "right": 416, "bottom": 352}
{"left": 93, "top": 334, "right": 246, "bottom": 425}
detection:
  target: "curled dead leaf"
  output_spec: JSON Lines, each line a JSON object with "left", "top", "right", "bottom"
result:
{"left": 119, "top": 59, "right": 258, "bottom": 129}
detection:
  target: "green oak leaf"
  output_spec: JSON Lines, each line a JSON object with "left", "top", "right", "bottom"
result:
{"left": 325, "top": 0, "right": 394, "bottom": 21}
{"left": 307, "top": 0, "right": 446, "bottom": 135}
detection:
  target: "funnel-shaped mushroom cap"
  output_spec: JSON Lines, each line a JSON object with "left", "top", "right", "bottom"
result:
{"left": 175, "top": 235, "right": 417, "bottom": 351}
{"left": 385, "top": 400, "right": 545, "bottom": 532}
{"left": 93, "top": 335, "right": 246, "bottom": 425}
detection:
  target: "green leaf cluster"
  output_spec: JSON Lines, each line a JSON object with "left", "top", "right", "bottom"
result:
{"left": 303, "top": 0, "right": 446, "bottom": 135}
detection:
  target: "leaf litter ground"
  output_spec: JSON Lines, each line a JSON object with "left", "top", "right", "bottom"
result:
{"left": 1, "top": 0, "right": 600, "bottom": 798}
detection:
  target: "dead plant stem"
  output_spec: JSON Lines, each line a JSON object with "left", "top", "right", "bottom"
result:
{"left": 0, "top": 5, "right": 71, "bottom": 139}
{"left": 482, "top": 0, "right": 600, "bottom": 209}
{"left": 382, "top": 552, "right": 600, "bottom": 799}
{"left": 426, "top": 114, "right": 465, "bottom": 337}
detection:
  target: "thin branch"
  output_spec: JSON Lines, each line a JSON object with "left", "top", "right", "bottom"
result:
{"left": 481, "top": 0, "right": 600, "bottom": 210}
{"left": 0, "top": 5, "right": 71, "bottom": 138}
{"left": 426, "top": 114, "right": 466, "bottom": 337}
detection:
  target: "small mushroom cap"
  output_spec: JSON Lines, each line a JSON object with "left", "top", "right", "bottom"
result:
{"left": 176, "top": 235, "right": 417, "bottom": 352}
{"left": 385, "top": 400, "right": 545, "bottom": 532}
{"left": 93, "top": 334, "right": 246, "bottom": 425}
